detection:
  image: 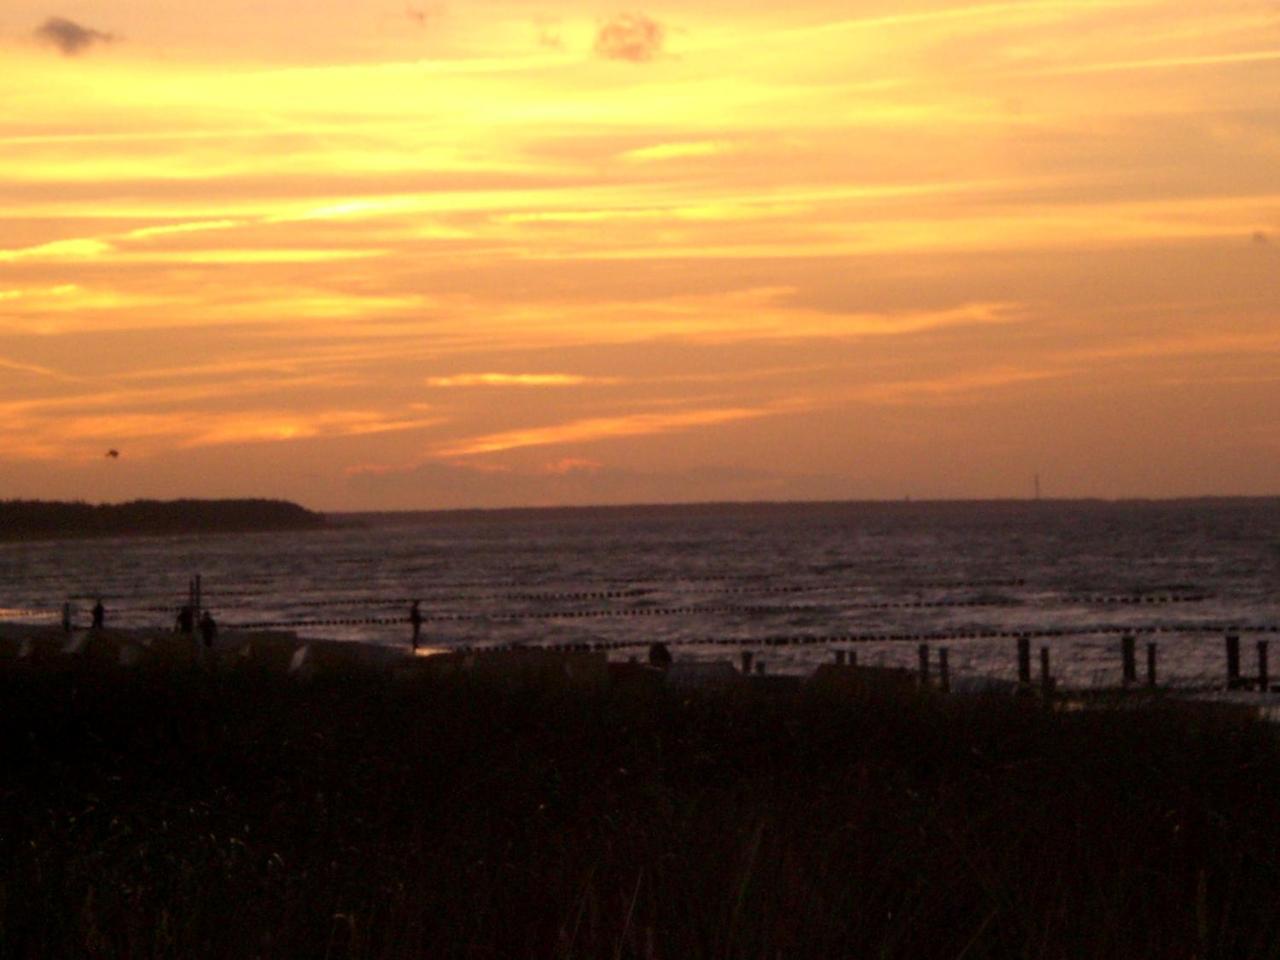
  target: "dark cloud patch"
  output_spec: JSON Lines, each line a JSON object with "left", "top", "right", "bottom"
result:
{"left": 594, "top": 12, "right": 664, "bottom": 62}
{"left": 34, "top": 16, "right": 116, "bottom": 56}
{"left": 404, "top": 3, "right": 442, "bottom": 28}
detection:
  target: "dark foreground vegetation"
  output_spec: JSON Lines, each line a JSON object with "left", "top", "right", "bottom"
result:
{"left": 2, "top": 664, "right": 1279, "bottom": 959}
{"left": 0, "top": 499, "right": 325, "bottom": 541}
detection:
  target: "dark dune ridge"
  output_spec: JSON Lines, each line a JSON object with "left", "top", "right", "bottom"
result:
{"left": 0, "top": 499, "right": 325, "bottom": 541}
{"left": 1, "top": 653, "right": 1278, "bottom": 959}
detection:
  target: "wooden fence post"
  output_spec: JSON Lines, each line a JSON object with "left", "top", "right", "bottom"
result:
{"left": 1226, "top": 634, "right": 1241, "bottom": 689}
{"left": 1121, "top": 634, "right": 1137, "bottom": 685}
{"left": 1258, "top": 640, "right": 1269, "bottom": 692}
{"left": 1146, "top": 642, "right": 1158, "bottom": 688}
{"left": 939, "top": 647, "right": 950, "bottom": 693}
{"left": 918, "top": 643, "right": 930, "bottom": 688}
{"left": 1040, "top": 647, "right": 1053, "bottom": 696}
{"left": 1017, "top": 637, "right": 1032, "bottom": 685}
{"left": 741, "top": 650, "right": 753, "bottom": 675}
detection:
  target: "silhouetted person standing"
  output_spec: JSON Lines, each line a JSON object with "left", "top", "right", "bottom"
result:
{"left": 91, "top": 599, "right": 105, "bottom": 630}
{"left": 176, "top": 604, "right": 194, "bottom": 635}
{"left": 648, "top": 641, "right": 672, "bottom": 670}
{"left": 199, "top": 611, "right": 217, "bottom": 648}
{"left": 409, "top": 600, "right": 423, "bottom": 652}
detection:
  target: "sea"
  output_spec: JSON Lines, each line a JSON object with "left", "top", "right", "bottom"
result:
{"left": 2, "top": 499, "right": 1278, "bottom": 690}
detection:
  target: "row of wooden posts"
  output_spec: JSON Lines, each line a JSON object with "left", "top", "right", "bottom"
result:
{"left": 750, "top": 633, "right": 1274, "bottom": 694}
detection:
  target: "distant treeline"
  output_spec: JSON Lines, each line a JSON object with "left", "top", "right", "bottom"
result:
{"left": 0, "top": 499, "right": 326, "bottom": 541}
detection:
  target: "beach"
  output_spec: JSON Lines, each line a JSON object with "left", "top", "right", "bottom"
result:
{"left": 3, "top": 631, "right": 1280, "bottom": 958}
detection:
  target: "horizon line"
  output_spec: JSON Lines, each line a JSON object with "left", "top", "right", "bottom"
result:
{"left": 326, "top": 493, "right": 1280, "bottom": 518}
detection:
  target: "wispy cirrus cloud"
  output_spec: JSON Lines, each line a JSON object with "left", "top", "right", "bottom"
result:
{"left": 0, "top": 354, "right": 76, "bottom": 381}
{"left": 435, "top": 403, "right": 796, "bottom": 458}
{"left": 1028, "top": 48, "right": 1280, "bottom": 78}
{"left": 425, "top": 372, "right": 618, "bottom": 388}
{"left": 850, "top": 366, "right": 1074, "bottom": 406}
{"left": 0, "top": 401, "right": 443, "bottom": 461}
{"left": 33, "top": 16, "right": 116, "bottom": 56}
{"left": 622, "top": 140, "right": 733, "bottom": 162}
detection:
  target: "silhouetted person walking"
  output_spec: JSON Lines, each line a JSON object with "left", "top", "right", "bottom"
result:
{"left": 91, "top": 599, "right": 105, "bottom": 630}
{"left": 409, "top": 600, "right": 423, "bottom": 651}
{"left": 199, "top": 611, "right": 217, "bottom": 648}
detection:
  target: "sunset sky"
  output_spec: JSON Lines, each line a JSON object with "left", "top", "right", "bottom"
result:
{"left": 2, "top": 0, "right": 1278, "bottom": 509}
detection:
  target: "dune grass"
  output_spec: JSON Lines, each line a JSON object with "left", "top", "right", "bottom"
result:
{"left": 2, "top": 660, "right": 1279, "bottom": 959}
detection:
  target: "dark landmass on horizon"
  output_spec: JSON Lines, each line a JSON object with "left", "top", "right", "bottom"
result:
{"left": 4, "top": 496, "right": 1274, "bottom": 540}
{"left": 0, "top": 499, "right": 326, "bottom": 542}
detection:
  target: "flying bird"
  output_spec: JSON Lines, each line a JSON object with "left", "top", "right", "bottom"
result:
{"left": 106, "top": 449, "right": 119, "bottom": 459}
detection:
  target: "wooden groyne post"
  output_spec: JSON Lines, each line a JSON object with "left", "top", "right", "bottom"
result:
{"left": 1146, "top": 642, "right": 1158, "bottom": 688}
{"left": 918, "top": 644, "right": 930, "bottom": 687}
{"left": 1040, "top": 647, "right": 1053, "bottom": 696}
{"left": 1121, "top": 634, "right": 1137, "bottom": 685}
{"left": 1226, "top": 633, "right": 1241, "bottom": 689}
{"left": 834, "top": 649, "right": 847, "bottom": 667}
{"left": 1259, "top": 640, "right": 1270, "bottom": 692}
{"left": 1017, "top": 637, "right": 1032, "bottom": 685}
{"left": 741, "top": 650, "right": 753, "bottom": 675}
{"left": 938, "top": 647, "right": 950, "bottom": 693}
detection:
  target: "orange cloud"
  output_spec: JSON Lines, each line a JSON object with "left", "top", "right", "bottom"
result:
{"left": 540, "top": 457, "right": 604, "bottom": 475}
{"left": 851, "top": 367, "right": 1075, "bottom": 406}
{"left": 622, "top": 140, "right": 733, "bottom": 162}
{"left": 0, "top": 355, "right": 78, "bottom": 380}
{"left": 0, "top": 406, "right": 443, "bottom": 461}
{"left": 182, "top": 411, "right": 442, "bottom": 448}
{"left": 436, "top": 404, "right": 795, "bottom": 458}
{"left": 595, "top": 13, "right": 665, "bottom": 62}
{"left": 425, "top": 373, "right": 618, "bottom": 387}
{"left": 1033, "top": 48, "right": 1280, "bottom": 77}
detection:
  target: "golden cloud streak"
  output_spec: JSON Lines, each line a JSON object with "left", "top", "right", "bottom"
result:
{"left": 851, "top": 367, "right": 1075, "bottom": 405}
{"left": 622, "top": 141, "right": 733, "bottom": 162}
{"left": 436, "top": 405, "right": 794, "bottom": 458}
{"left": 0, "top": 355, "right": 76, "bottom": 380}
{"left": 0, "top": 373, "right": 368, "bottom": 423}
{"left": 182, "top": 412, "right": 442, "bottom": 448}
{"left": 0, "top": 405, "right": 443, "bottom": 460}
{"left": 425, "top": 373, "right": 617, "bottom": 388}
{"left": 801, "top": 0, "right": 1155, "bottom": 37}
{"left": 468, "top": 291, "right": 1023, "bottom": 346}
{"left": 1035, "top": 49, "right": 1280, "bottom": 77}
{"left": 0, "top": 238, "right": 112, "bottom": 263}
